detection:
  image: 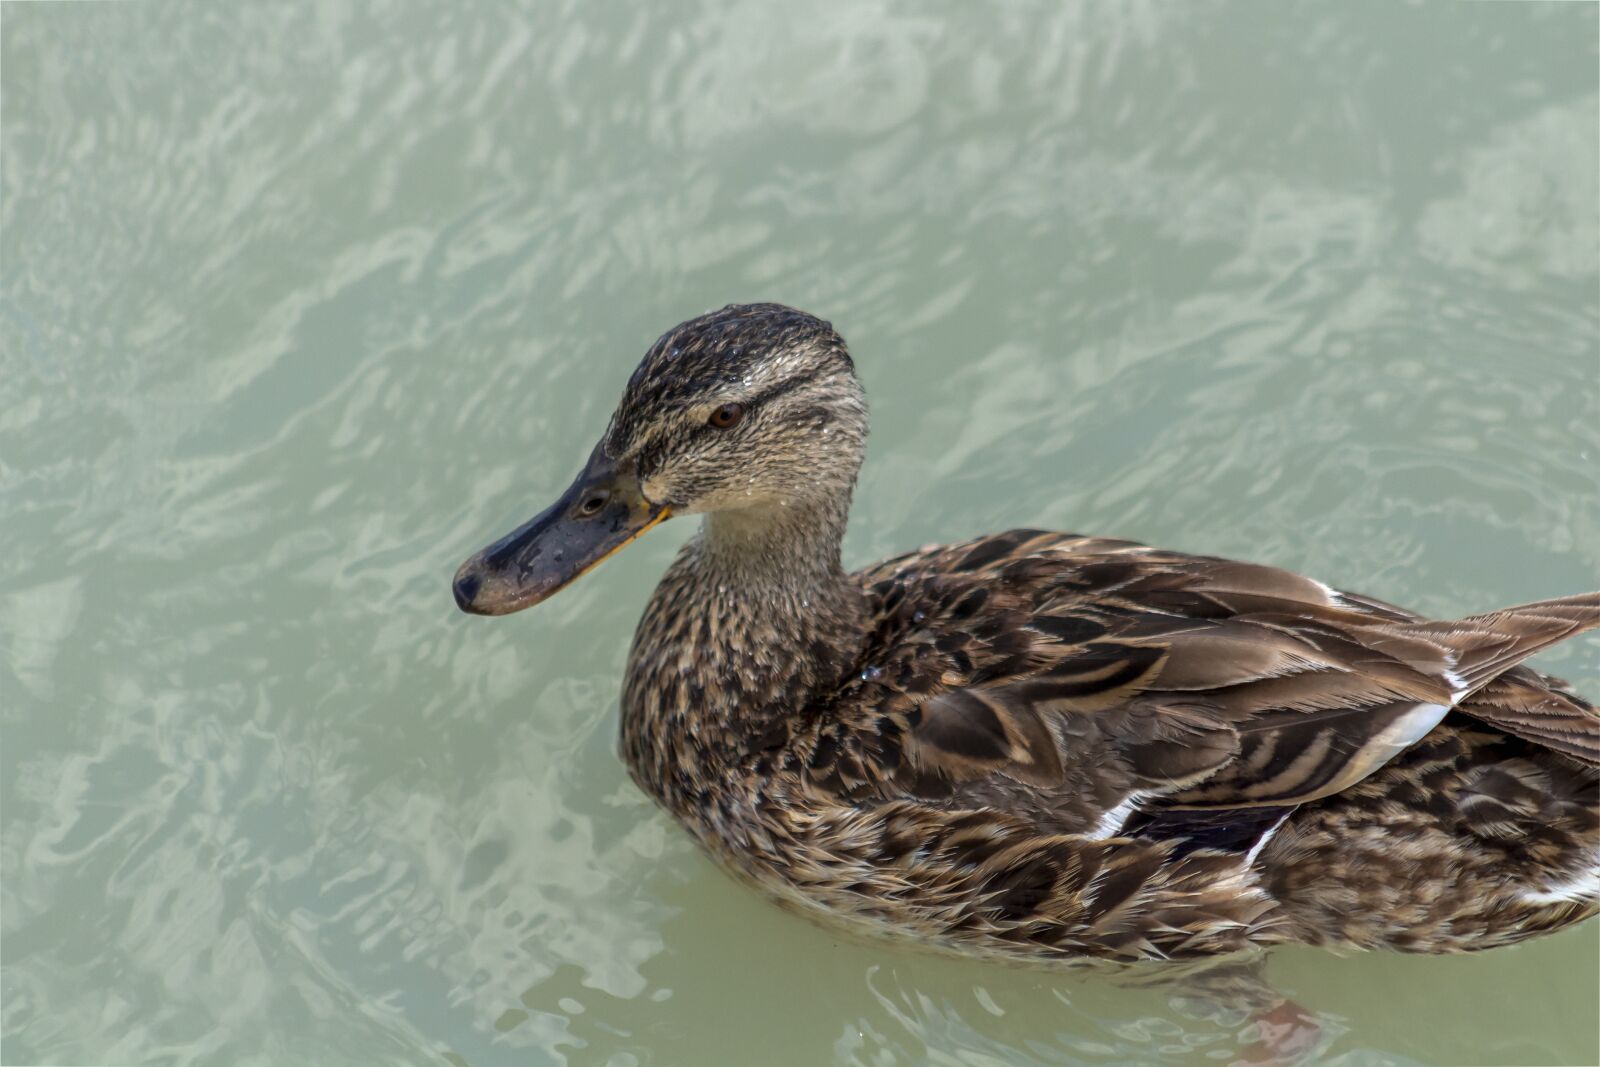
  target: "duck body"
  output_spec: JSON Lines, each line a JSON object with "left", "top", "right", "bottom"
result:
{"left": 457, "top": 303, "right": 1600, "bottom": 965}
{"left": 622, "top": 527, "right": 1599, "bottom": 962}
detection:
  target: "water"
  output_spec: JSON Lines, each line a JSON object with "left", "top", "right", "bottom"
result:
{"left": 3, "top": 2, "right": 1597, "bottom": 1064}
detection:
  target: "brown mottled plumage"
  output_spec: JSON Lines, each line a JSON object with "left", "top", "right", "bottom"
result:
{"left": 456, "top": 302, "right": 1600, "bottom": 966}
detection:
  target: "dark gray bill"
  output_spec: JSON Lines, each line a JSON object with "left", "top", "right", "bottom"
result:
{"left": 453, "top": 446, "right": 669, "bottom": 616}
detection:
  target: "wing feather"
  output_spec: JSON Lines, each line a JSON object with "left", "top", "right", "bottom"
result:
{"left": 864, "top": 532, "right": 1600, "bottom": 833}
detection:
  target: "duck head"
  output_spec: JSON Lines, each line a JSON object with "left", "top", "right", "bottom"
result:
{"left": 453, "top": 303, "right": 866, "bottom": 615}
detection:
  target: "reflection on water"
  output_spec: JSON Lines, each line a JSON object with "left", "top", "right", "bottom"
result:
{"left": 3, "top": 2, "right": 1596, "bottom": 1065}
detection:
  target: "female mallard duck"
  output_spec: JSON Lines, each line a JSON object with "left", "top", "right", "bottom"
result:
{"left": 454, "top": 303, "right": 1599, "bottom": 964}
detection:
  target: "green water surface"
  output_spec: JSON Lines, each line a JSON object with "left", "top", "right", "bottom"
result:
{"left": 3, "top": 2, "right": 1598, "bottom": 1065}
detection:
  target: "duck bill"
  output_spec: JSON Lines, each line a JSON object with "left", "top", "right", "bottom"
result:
{"left": 453, "top": 447, "right": 669, "bottom": 616}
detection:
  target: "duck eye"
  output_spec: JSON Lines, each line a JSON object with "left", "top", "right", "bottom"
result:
{"left": 707, "top": 402, "right": 745, "bottom": 429}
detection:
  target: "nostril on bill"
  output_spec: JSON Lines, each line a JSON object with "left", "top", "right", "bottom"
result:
{"left": 453, "top": 572, "right": 483, "bottom": 610}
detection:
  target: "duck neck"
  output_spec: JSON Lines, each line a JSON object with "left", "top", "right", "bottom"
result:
{"left": 700, "top": 496, "right": 853, "bottom": 603}
{"left": 621, "top": 496, "right": 868, "bottom": 809}
{"left": 677, "top": 495, "right": 869, "bottom": 697}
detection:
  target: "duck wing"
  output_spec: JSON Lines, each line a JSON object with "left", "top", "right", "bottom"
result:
{"left": 862, "top": 532, "right": 1600, "bottom": 824}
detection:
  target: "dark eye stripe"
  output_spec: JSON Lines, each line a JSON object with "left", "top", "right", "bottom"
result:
{"left": 685, "top": 373, "right": 813, "bottom": 442}
{"left": 744, "top": 373, "right": 811, "bottom": 409}
{"left": 628, "top": 371, "right": 824, "bottom": 473}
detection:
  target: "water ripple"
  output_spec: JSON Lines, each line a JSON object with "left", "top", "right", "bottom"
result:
{"left": 3, "top": 2, "right": 1596, "bottom": 1065}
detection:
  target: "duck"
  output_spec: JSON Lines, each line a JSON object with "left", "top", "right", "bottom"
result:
{"left": 454, "top": 302, "right": 1599, "bottom": 966}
